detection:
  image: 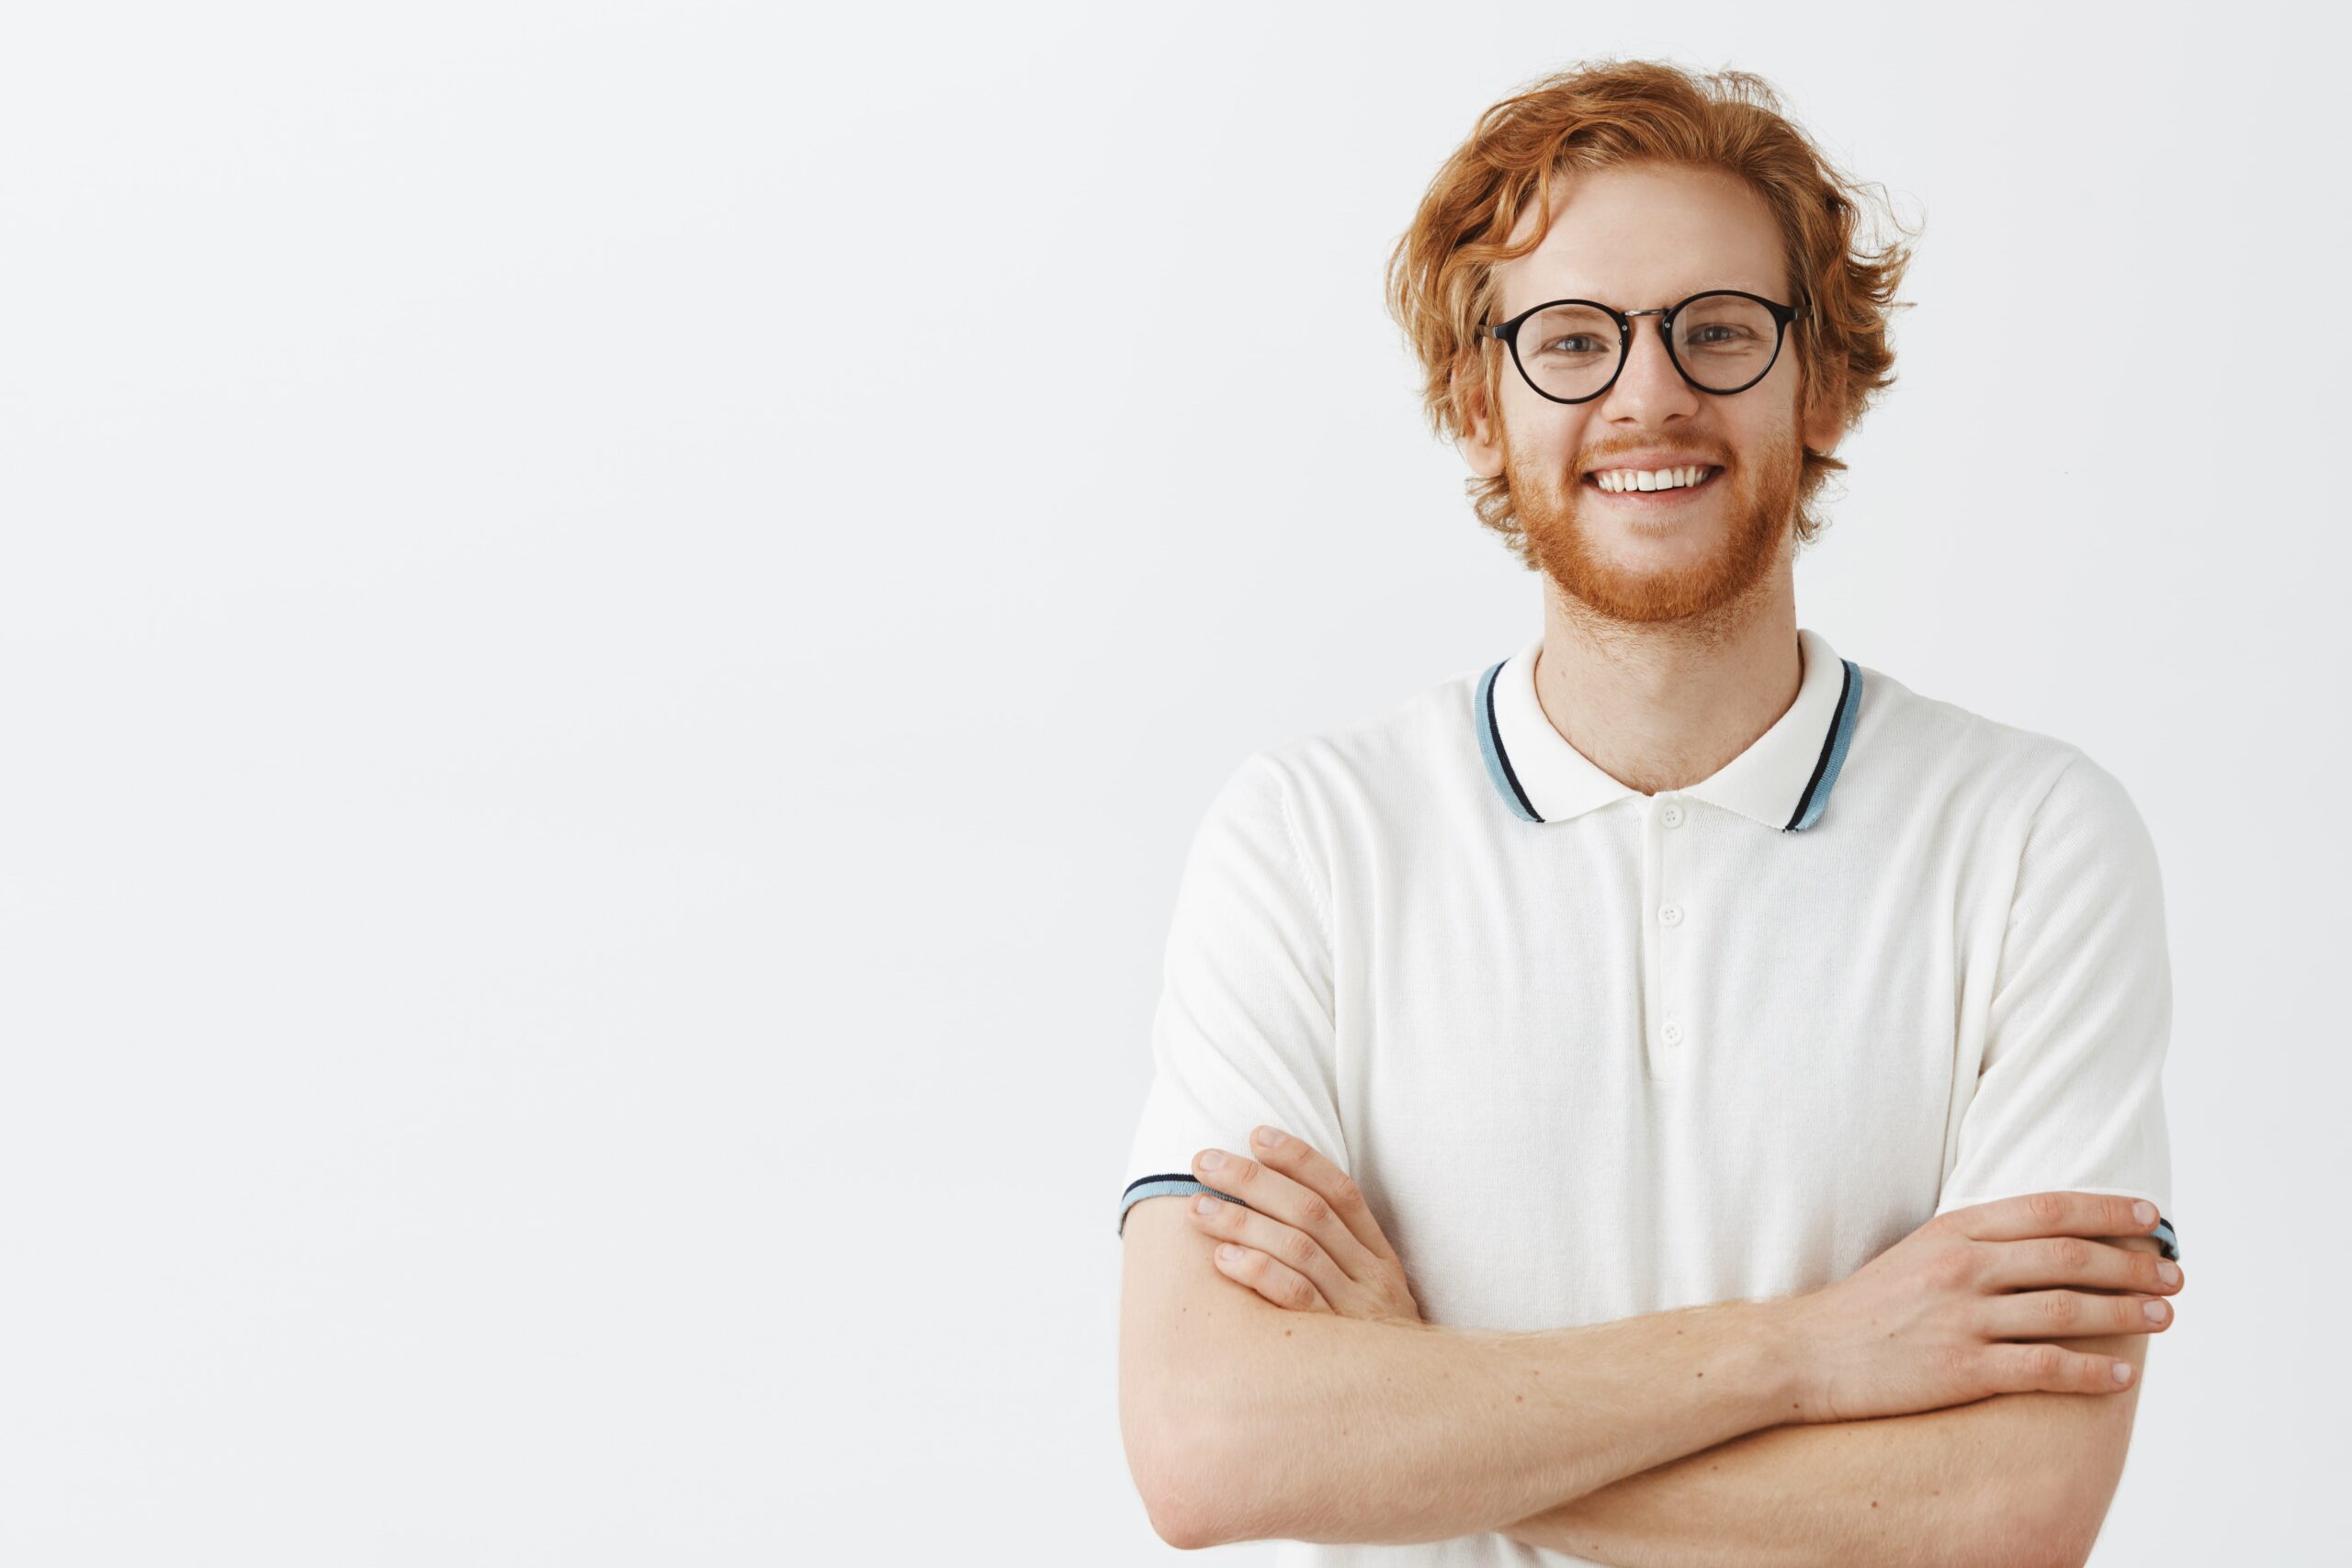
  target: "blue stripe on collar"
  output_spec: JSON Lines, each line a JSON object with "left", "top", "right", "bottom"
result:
{"left": 1783, "top": 658, "right": 1864, "bottom": 832}
{"left": 1476, "top": 659, "right": 1542, "bottom": 823}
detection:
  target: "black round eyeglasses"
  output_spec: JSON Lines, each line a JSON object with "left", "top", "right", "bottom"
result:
{"left": 1486, "top": 289, "right": 1801, "bottom": 405}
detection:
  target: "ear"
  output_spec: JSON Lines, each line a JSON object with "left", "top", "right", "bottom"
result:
{"left": 1800, "top": 354, "right": 1848, "bottom": 461}
{"left": 1451, "top": 350, "right": 1506, "bottom": 479}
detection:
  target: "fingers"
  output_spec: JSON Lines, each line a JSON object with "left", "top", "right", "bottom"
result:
{"left": 1959, "top": 1190, "right": 2167, "bottom": 1251}
{"left": 1984, "top": 1233, "right": 2187, "bottom": 1298}
{"left": 1244, "top": 1127, "right": 1396, "bottom": 1263}
{"left": 1980, "top": 1338, "right": 2142, "bottom": 1395}
{"left": 1183, "top": 1136, "right": 1427, "bottom": 1327}
{"left": 1209, "top": 1242, "right": 1331, "bottom": 1314}
{"left": 1184, "top": 1189, "right": 1352, "bottom": 1307}
{"left": 1189, "top": 1142, "right": 1384, "bottom": 1283}
{"left": 1980, "top": 1288, "right": 2175, "bottom": 1343}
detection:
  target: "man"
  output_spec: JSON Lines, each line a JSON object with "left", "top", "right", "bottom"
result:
{"left": 1114, "top": 61, "right": 2183, "bottom": 1567}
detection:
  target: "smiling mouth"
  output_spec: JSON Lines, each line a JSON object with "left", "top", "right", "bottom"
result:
{"left": 1582, "top": 468, "right": 1725, "bottom": 502}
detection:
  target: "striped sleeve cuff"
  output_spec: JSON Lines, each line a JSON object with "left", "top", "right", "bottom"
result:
{"left": 1117, "top": 1173, "right": 1255, "bottom": 1236}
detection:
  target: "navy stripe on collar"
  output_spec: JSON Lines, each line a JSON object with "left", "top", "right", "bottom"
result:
{"left": 1476, "top": 658, "right": 1543, "bottom": 823}
{"left": 1477, "top": 649, "right": 1866, "bottom": 832}
{"left": 1783, "top": 657, "right": 1863, "bottom": 832}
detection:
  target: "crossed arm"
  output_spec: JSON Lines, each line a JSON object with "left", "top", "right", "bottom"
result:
{"left": 1490, "top": 1252, "right": 2154, "bottom": 1568}
{"left": 1133, "top": 1165, "right": 2156, "bottom": 1568}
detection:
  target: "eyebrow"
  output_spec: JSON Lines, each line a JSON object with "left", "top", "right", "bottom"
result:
{"left": 1509, "top": 285, "right": 1781, "bottom": 314}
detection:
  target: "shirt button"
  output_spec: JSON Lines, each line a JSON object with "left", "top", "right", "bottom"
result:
{"left": 1663, "top": 1021, "right": 1684, "bottom": 1044}
{"left": 1658, "top": 904, "right": 1683, "bottom": 927}
{"left": 1660, "top": 803, "right": 1685, "bottom": 828}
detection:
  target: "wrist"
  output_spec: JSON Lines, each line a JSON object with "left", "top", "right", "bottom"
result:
{"left": 1737, "top": 1292, "right": 1815, "bottom": 1428}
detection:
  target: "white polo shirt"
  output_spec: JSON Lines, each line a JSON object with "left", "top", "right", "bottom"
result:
{"left": 1115, "top": 626, "right": 2177, "bottom": 1562}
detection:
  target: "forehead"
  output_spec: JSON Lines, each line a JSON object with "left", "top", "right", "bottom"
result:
{"left": 1498, "top": 163, "right": 1788, "bottom": 315}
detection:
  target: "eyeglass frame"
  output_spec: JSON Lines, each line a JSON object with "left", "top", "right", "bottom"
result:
{"left": 1485, "top": 288, "right": 1802, "bottom": 405}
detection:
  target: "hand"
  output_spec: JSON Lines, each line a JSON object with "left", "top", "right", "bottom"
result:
{"left": 1182, "top": 1127, "right": 1425, "bottom": 1325}
{"left": 1784, "top": 1190, "right": 2186, "bottom": 1424}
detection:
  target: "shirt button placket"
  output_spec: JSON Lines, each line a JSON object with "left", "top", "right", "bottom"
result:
{"left": 1655, "top": 795, "right": 1689, "bottom": 1067}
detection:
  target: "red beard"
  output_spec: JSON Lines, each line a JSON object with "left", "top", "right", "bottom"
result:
{"left": 1511, "top": 430, "right": 1805, "bottom": 626}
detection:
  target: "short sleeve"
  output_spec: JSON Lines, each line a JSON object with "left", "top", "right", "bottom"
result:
{"left": 1115, "top": 751, "right": 1347, "bottom": 1236}
{"left": 1932, "top": 752, "right": 2179, "bottom": 1261}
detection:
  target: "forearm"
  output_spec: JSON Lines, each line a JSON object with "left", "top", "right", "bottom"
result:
{"left": 1496, "top": 1395, "right": 2050, "bottom": 1568}
{"left": 1170, "top": 1291, "right": 1805, "bottom": 1548}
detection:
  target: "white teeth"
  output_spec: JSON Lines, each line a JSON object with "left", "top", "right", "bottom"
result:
{"left": 1594, "top": 466, "right": 1713, "bottom": 493}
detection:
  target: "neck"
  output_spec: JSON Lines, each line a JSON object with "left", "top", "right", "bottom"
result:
{"left": 1532, "top": 572, "right": 1803, "bottom": 797}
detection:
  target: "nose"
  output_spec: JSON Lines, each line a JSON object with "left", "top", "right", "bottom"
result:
{"left": 1600, "top": 312, "right": 1700, "bottom": 420}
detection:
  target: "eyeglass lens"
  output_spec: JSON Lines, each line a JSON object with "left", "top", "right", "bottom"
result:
{"left": 1514, "top": 295, "right": 1780, "bottom": 400}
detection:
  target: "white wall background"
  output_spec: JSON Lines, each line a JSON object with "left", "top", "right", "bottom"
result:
{"left": 0, "top": 1, "right": 2339, "bottom": 1562}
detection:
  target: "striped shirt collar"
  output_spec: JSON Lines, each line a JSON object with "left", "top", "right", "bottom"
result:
{"left": 1476, "top": 626, "right": 1864, "bottom": 832}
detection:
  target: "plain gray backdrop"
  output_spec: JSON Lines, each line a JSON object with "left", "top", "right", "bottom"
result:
{"left": 1, "top": 1, "right": 2341, "bottom": 1562}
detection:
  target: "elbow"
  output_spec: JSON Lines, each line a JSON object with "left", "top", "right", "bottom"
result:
{"left": 1999, "top": 1524, "right": 2098, "bottom": 1568}
{"left": 1144, "top": 1495, "right": 1217, "bottom": 1552}
{"left": 1127, "top": 1425, "right": 1238, "bottom": 1551}
{"left": 2020, "top": 1501, "right": 2104, "bottom": 1568}
{"left": 1970, "top": 1467, "right": 2105, "bottom": 1568}
{"left": 1134, "top": 1477, "right": 1204, "bottom": 1552}
{"left": 1960, "top": 1515, "right": 2078, "bottom": 1568}
{"left": 1123, "top": 1380, "right": 1244, "bottom": 1550}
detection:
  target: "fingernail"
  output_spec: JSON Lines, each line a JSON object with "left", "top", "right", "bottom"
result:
{"left": 1254, "top": 1127, "right": 1286, "bottom": 1150}
{"left": 2132, "top": 1201, "right": 2155, "bottom": 1224}
{"left": 1198, "top": 1150, "right": 1224, "bottom": 1170}
{"left": 2158, "top": 1261, "right": 2180, "bottom": 1285}
{"left": 2143, "top": 1300, "right": 2168, "bottom": 1323}
{"left": 1194, "top": 1194, "right": 1220, "bottom": 1215}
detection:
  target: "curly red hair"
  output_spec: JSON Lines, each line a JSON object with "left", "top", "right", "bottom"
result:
{"left": 1385, "top": 60, "right": 1920, "bottom": 564}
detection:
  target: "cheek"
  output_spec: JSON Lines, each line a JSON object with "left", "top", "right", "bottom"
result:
{"left": 1497, "top": 377, "right": 1576, "bottom": 438}
{"left": 1502, "top": 406, "right": 1585, "bottom": 469}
